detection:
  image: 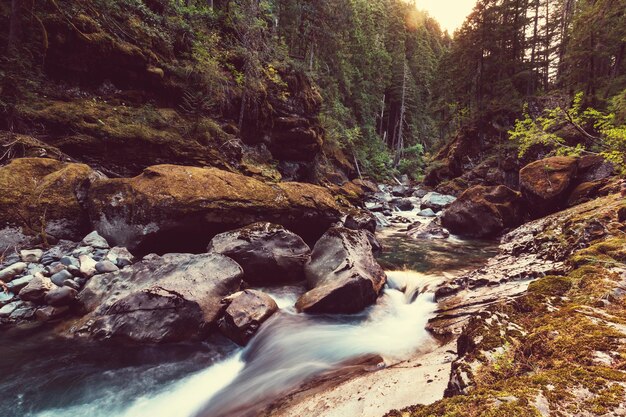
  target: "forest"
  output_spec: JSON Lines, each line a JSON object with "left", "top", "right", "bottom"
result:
{"left": 1, "top": 1, "right": 626, "bottom": 417}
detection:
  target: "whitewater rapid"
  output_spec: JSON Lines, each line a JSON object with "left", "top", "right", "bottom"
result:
{"left": 28, "top": 271, "right": 438, "bottom": 417}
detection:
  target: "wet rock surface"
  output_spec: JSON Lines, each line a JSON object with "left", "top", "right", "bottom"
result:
{"left": 207, "top": 222, "right": 311, "bottom": 285}
{"left": 218, "top": 289, "right": 279, "bottom": 346}
{"left": 296, "top": 227, "right": 387, "bottom": 314}
{"left": 441, "top": 185, "right": 524, "bottom": 238}
{"left": 75, "top": 252, "right": 244, "bottom": 343}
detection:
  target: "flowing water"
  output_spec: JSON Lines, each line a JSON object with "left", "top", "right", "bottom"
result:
{"left": 0, "top": 219, "right": 497, "bottom": 417}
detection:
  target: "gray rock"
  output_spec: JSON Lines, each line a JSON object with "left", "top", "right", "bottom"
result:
{"left": 412, "top": 188, "right": 429, "bottom": 199}
{"left": 95, "top": 260, "right": 119, "bottom": 274}
{"left": 79, "top": 255, "right": 97, "bottom": 278}
{"left": 63, "top": 279, "right": 81, "bottom": 290}
{"left": 392, "top": 198, "right": 414, "bottom": 211}
{"left": 207, "top": 222, "right": 310, "bottom": 285}
{"left": 407, "top": 221, "right": 450, "bottom": 240}
{"left": 92, "top": 249, "right": 109, "bottom": 262}
{"left": 344, "top": 210, "right": 377, "bottom": 233}
{"left": 296, "top": 228, "right": 387, "bottom": 314}
{"left": 1, "top": 253, "right": 21, "bottom": 267}
{"left": 67, "top": 265, "right": 81, "bottom": 277}
{"left": 6, "top": 275, "right": 34, "bottom": 293}
{"left": 373, "top": 212, "right": 391, "bottom": 228}
{"left": 51, "top": 270, "right": 73, "bottom": 286}
{"left": 60, "top": 256, "right": 79, "bottom": 267}
{"left": 19, "top": 275, "right": 55, "bottom": 303}
{"left": 20, "top": 249, "right": 44, "bottom": 263}
{"left": 45, "top": 286, "right": 78, "bottom": 306}
{"left": 421, "top": 192, "right": 456, "bottom": 212}
{"left": 0, "top": 291, "right": 15, "bottom": 305}
{"left": 106, "top": 247, "right": 135, "bottom": 268}
{"left": 35, "top": 305, "right": 69, "bottom": 321}
{"left": 218, "top": 290, "right": 278, "bottom": 346}
{"left": 27, "top": 263, "right": 46, "bottom": 276}
{"left": 76, "top": 253, "right": 244, "bottom": 344}
{"left": 10, "top": 305, "right": 36, "bottom": 320}
{"left": 82, "top": 231, "right": 110, "bottom": 249}
{"left": 0, "top": 301, "right": 21, "bottom": 317}
{"left": 45, "top": 263, "right": 66, "bottom": 277}
{"left": 72, "top": 246, "right": 93, "bottom": 257}
{"left": 0, "top": 262, "right": 27, "bottom": 282}
{"left": 418, "top": 208, "right": 437, "bottom": 217}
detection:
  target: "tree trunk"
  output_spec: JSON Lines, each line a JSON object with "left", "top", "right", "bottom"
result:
{"left": 8, "top": 0, "right": 22, "bottom": 56}
{"left": 394, "top": 61, "right": 408, "bottom": 167}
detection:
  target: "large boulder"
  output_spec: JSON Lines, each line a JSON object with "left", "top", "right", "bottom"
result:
{"left": 75, "top": 253, "right": 243, "bottom": 344}
{"left": 441, "top": 185, "right": 524, "bottom": 238}
{"left": 218, "top": 290, "right": 278, "bottom": 346}
{"left": 87, "top": 165, "right": 345, "bottom": 252}
{"left": 519, "top": 156, "right": 578, "bottom": 217}
{"left": 0, "top": 158, "right": 100, "bottom": 247}
{"left": 207, "top": 223, "right": 311, "bottom": 285}
{"left": 296, "top": 228, "right": 387, "bottom": 314}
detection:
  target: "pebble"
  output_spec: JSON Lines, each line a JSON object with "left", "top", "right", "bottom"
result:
{"left": 35, "top": 305, "right": 69, "bottom": 322}
{"left": 0, "top": 262, "right": 27, "bottom": 282}
{"left": 106, "top": 247, "right": 135, "bottom": 268}
{"left": 82, "top": 231, "right": 110, "bottom": 249}
{"left": 1, "top": 253, "right": 21, "bottom": 267}
{"left": 20, "top": 249, "right": 44, "bottom": 263}
{"left": 63, "top": 279, "right": 80, "bottom": 290}
{"left": 18, "top": 275, "right": 54, "bottom": 303}
{"left": 72, "top": 246, "right": 93, "bottom": 257}
{"left": 60, "top": 256, "right": 79, "bottom": 267}
{"left": 79, "top": 255, "right": 97, "bottom": 278}
{"left": 67, "top": 265, "right": 81, "bottom": 277}
{"left": 418, "top": 208, "right": 437, "bottom": 217}
{"left": 0, "top": 291, "right": 14, "bottom": 306}
{"left": 45, "top": 263, "right": 66, "bottom": 277}
{"left": 6, "top": 275, "right": 34, "bottom": 293}
{"left": 95, "top": 260, "right": 119, "bottom": 274}
{"left": 92, "top": 249, "right": 109, "bottom": 262}
{"left": 0, "top": 301, "right": 20, "bottom": 317}
{"left": 45, "top": 287, "right": 78, "bottom": 307}
{"left": 10, "top": 305, "right": 36, "bottom": 320}
{"left": 51, "top": 270, "right": 73, "bottom": 287}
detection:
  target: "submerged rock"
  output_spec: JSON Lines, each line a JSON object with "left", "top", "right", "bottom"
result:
{"left": 76, "top": 253, "right": 243, "bottom": 343}
{"left": 441, "top": 185, "right": 524, "bottom": 238}
{"left": 296, "top": 228, "right": 387, "bottom": 314}
{"left": 519, "top": 156, "right": 578, "bottom": 217}
{"left": 218, "top": 290, "right": 278, "bottom": 346}
{"left": 208, "top": 222, "right": 310, "bottom": 285}
{"left": 407, "top": 220, "right": 450, "bottom": 240}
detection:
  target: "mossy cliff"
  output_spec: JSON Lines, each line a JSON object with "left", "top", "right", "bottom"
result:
{"left": 388, "top": 193, "right": 626, "bottom": 417}
{"left": 0, "top": 1, "right": 352, "bottom": 184}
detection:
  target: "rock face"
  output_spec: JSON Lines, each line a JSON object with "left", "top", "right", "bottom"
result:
{"left": 207, "top": 222, "right": 311, "bottom": 285}
{"left": 441, "top": 185, "right": 524, "bottom": 238}
{"left": 519, "top": 156, "right": 578, "bottom": 217}
{"left": 0, "top": 158, "right": 101, "bottom": 246}
{"left": 218, "top": 290, "right": 278, "bottom": 346}
{"left": 87, "top": 165, "right": 345, "bottom": 252}
{"left": 76, "top": 253, "right": 243, "bottom": 343}
{"left": 296, "top": 228, "right": 387, "bottom": 314}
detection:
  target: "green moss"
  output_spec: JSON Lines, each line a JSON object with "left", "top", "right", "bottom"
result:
{"left": 570, "top": 237, "right": 626, "bottom": 268}
{"left": 528, "top": 275, "right": 573, "bottom": 298}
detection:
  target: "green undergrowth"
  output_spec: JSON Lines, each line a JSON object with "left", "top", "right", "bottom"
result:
{"left": 387, "top": 223, "right": 626, "bottom": 417}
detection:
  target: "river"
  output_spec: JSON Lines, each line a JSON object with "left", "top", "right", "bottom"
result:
{"left": 0, "top": 218, "right": 497, "bottom": 417}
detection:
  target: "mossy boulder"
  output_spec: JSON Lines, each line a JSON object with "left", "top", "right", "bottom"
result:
{"left": 441, "top": 185, "right": 524, "bottom": 238}
{"left": 519, "top": 156, "right": 578, "bottom": 217}
{"left": 0, "top": 158, "right": 100, "bottom": 244}
{"left": 87, "top": 164, "right": 346, "bottom": 252}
